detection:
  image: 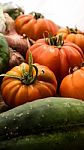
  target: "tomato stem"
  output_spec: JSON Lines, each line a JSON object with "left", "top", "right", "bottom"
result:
{"left": 45, "top": 34, "right": 64, "bottom": 48}
{"left": 21, "top": 38, "right": 38, "bottom": 85}
{"left": 21, "top": 64, "right": 38, "bottom": 85}
{"left": 66, "top": 26, "right": 78, "bottom": 34}
{"left": 0, "top": 64, "right": 38, "bottom": 85}
{"left": 0, "top": 74, "right": 21, "bottom": 80}
{"left": 30, "top": 12, "right": 44, "bottom": 19}
{"left": 0, "top": 37, "right": 39, "bottom": 85}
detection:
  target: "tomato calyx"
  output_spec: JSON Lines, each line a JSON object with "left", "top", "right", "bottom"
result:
{"left": 45, "top": 34, "right": 64, "bottom": 48}
{"left": 0, "top": 63, "right": 38, "bottom": 85}
{"left": 66, "top": 26, "right": 78, "bottom": 34}
{"left": 29, "top": 11, "right": 44, "bottom": 19}
{"left": 21, "top": 37, "right": 38, "bottom": 85}
{"left": 21, "top": 64, "right": 38, "bottom": 85}
{"left": 0, "top": 38, "right": 39, "bottom": 85}
{"left": 66, "top": 26, "right": 84, "bottom": 35}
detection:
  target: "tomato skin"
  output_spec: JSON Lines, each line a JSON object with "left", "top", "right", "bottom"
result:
{"left": 57, "top": 27, "right": 84, "bottom": 53}
{"left": 15, "top": 14, "right": 59, "bottom": 40}
{"left": 59, "top": 66, "right": 84, "bottom": 100}
{"left": 26, "top": 39, "right": 84, "bottom": 84}
{"left": 1, "top": 63, "right": 57, "bottom": 107}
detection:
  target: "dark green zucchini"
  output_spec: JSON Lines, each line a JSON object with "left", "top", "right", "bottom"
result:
{"left": 0, "top": 97, "right": 84, "bottom": 149}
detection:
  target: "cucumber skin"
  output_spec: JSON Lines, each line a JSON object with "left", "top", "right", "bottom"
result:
{"left": 0, "top": 97, "right": 84, "bottom": 142}
{"left": 0, "top": 130, "right": 84, "bottom": 150}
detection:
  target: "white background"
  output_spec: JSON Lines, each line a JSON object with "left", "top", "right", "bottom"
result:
{"left": 1, "top": 0, "right": 84, "bottom": 30}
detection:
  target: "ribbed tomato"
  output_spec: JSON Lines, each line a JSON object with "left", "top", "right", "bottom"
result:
{"left": 57, "top": 27, "right": 84, "bottom": 53}
{"left": 0, "top": 62, "right": 57, "bottom": 107}
{"left": 26, "top": 35, "right": 84, "bottom": 84}
{"left": 60, "top": 63, "right": 84, "bottom": 100}
{"left": 15, "top": 12, "right": 59, "bottom": 40}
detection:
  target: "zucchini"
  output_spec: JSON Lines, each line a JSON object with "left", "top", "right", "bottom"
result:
{"left": 0, "top": 97, "right": 84, "bottom": 149}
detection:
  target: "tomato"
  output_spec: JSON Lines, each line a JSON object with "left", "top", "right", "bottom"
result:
{"left": 60, "top": 63, "right": 84, "bottom": 100}
{"left": 26, "top": 35, "right": 84, "bottom": 84}
{"left": 15, "top": 12, "right": 59, "bottom": 40}
{"left": 1, "top": 62, "right": 57, "bottom": 107}
{"left": 57, "top": 27, "right": 84, "bottom": 53}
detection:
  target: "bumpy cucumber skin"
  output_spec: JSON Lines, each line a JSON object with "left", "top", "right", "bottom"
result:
{"left": 0, "top": 97, "right": 84, "bottom": 142}
{"left": 0, "top": 33, "right": 10, "bottom": 74}
{"left": 0, "top": 131, "right": 84, "bottom": 150}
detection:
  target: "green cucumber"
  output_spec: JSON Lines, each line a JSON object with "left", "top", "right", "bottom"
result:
{"left": 0, "top": 131, "right": 84, "bottom": 150}
{"left": 0, "top": 33, "right": 10, "bottom": 75}
{"left": 0, "top": 97, "right": 84, "bottom": 146}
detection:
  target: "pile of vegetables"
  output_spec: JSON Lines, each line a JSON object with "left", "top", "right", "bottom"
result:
{"left": 0, "top": 1, "right": 84, "bottom": 111}
{"left": 0, "top": 0, "right": 84, "bottom": 109}
{"left": 0, "top": 2, "right": 84, "bottom": 149}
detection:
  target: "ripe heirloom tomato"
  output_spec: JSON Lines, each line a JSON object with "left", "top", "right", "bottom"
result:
{"left": 15, "top": 12, "right": 59, "bottom": 40}
{"left": 60, "top": 63, "right": 84, "bottom": 100}
{"left": 26, "top": 35, "right": 84, "bottom": 84}
{"left": 57, "top": 26, "right": 84, "bottom": 53}
{"left": 0, "top": 62, "right": 57, "bottom": 107}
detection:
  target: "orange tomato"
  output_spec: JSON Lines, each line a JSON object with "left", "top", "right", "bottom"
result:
{"left": 57, "top": 27, "right": 84, "bottom": 53}
{"left": 15, "top": 12, "right": 59, "bottom": 40}
{"left": 1, "top": 62, "right": 57, "bottom": 107}
{"left": 60, "top": 64, "right": 84, "bottom": 100}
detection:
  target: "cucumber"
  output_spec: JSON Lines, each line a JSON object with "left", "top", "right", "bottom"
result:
{"left": 0, "top": 131, "right": 84, "bottom": 150}
{"left": 0, "top": 97, "right": 84, "bottom": 145}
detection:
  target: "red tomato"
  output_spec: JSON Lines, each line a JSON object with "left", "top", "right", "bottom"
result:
{"left": 26, "top": 36, "right": 84, "bottom": 84}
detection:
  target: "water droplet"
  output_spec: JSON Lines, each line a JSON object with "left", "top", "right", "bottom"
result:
{"left": 13, "top": 118, "right": 16, "bottom": 121}
{"left": 74, "top": 135, "right": 76, "bottom": 139}
{"left": 14, "top": 113, "right": 16, "bottom": 116}
{"left": 41, "top": 133, "right": 45, "bottom": 136}
{"left": 4, "top": 126, "right": 7, "bottom": 129}
{"left": 27, "top": 112, "right": 29, "bottom": 115}
{"left": 5, "top": 116, "right": 8, "bottom": 119}
{"left": 16, "top": 126, "right": 19, "bottom": 130}
{"left": 6, "top": 133, "right": 9, "bottom": 136}
{"left": 30, "top": 106, "right": 33, "bottom": 110}
{"left": 47, "top": 104, "right": 50, "bottom": 107}
{"left": 1, "top": 114, "right": 4, "bottom": 118}
{"left": 41, "top": 114, "right": 44, "bottom": 118}
{"left": 38, "top": 123, "right": 41, "bottom": 126}
{"left": 64, "top": 102, "right": 70, "bottom": 107}
{"left": 18, "top": 113, "right": 23, "bottom": 117}
{"left": 10, "top": 131, "right": 13, "bottom": 135}
{"left": 7, "top": 136, "right": 10, "bottom": 140}
{"left": 26, "top": 138, "right": 30, "bottom": 141}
